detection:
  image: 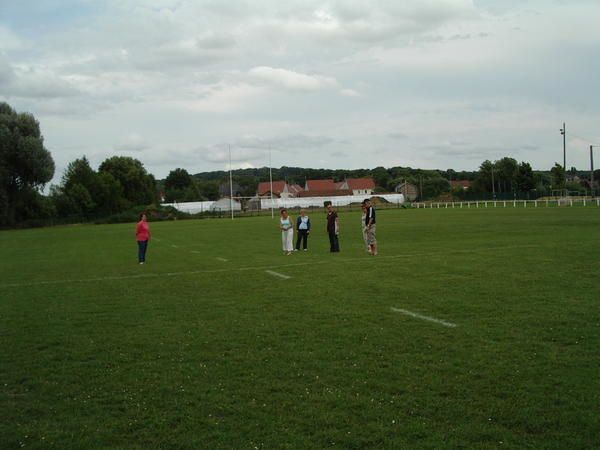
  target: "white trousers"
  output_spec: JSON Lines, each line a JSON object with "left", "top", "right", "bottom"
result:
{"left": 281, "top": 229, "right": 294, "bottom": 252}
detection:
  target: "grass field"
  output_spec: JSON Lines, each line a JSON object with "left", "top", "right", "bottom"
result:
{"left": 1, "top": 207, "right": 599, "bottom": 449}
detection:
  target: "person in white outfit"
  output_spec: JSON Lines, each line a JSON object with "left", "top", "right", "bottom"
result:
{"left": 279, "top": 208, "right": 294, "bottom": 255}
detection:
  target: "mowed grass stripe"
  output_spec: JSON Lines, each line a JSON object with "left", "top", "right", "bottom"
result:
{"left": 0, "top": 243, "right": 540, "bottom": 289}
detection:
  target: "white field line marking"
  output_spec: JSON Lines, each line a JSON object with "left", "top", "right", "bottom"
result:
{"left": 216, "top": 257, "right": 228, "bottom": 262}
{"left": 191, "top": 250, "right": 201, "bottom": 254}
{"left": 391, "top": 307, "right": 457, "bottom": 328}
{"left": 171, "top": 244, "right": 179, "bottom": 248}
{"left": 265, "top": 270, "right": 291, "bottom": 279}
{"left": 0, "top": 244, "right": 539, "bottom": 289}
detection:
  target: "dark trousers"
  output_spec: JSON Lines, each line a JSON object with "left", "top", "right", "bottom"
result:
{"left": 296, "top": 229, "right": 309, "bottom": 250}
{"left": 328, "top": 232, "right": 340, "bottom": 252}
{"left": 137, "top": 240, "right": 148, "bottom": 262}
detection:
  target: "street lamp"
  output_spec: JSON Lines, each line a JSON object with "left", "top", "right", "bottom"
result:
{"left": 560, "top": 123, "right": 566, "bottom": 172}
{"left": 591, "top": 145, "right": 596, "bottom": 197}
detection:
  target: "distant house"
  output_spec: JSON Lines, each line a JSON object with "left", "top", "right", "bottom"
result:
{"left": 257, "top": 181, "right": 288, "bottom": 198}
{"left": 338, "top": 178, "right": 375, "bottom": 196}
{"left": 395, "top": 182, "right": 418, "bottom": 201}
{"left": 304, "top": 179, "right": 337, "bottom": 192}
{"left": 450, "top": 180, "right": 471, "bottom": 191}
{"left": 256, "top": 177, "right": 377, "bottom": 199}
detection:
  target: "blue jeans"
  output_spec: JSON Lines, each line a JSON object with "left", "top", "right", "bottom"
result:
{"left": 137, "top": 240, "right": 148, "bottom": 263}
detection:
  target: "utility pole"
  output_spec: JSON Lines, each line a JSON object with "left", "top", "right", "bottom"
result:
{"left": 560, "top": 123, "right": 566, "bottom": 171}
{"left": 228, "top": 144, "right": 234, "bottom": 220}
{"left": 591, "top": 145, "right": 595, "bottom": 197}
{"left": 269, "top": 146, "right": 274, "bottom": 218}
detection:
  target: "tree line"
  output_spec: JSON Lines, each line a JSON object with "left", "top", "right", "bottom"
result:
{"left": 1, "top": 102, "right": 598, "bottom": 227}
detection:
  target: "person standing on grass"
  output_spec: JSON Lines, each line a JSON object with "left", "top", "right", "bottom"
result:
{"left": 326, "top": 203, "right": 340, "bottom": 252}
{"left": 136, "top": 212, "right": 151, "bottom": 264}
{"left": 295, "top": 209, "right": 311, "bottom": 251}
{"left": 363, "top": 199, "right": 377, "bottom": 256}
{"left": 361, "top": 204, "right": 371, "bottom": 254}
{"left": 280, "top": 208, "right": 294, "bottom": 255}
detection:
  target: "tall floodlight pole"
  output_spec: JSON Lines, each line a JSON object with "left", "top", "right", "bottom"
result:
{"left": 560, "top": 123, "right": 566, "bottom": 171}
{"left": 591, "top": 145, "right": 595, "bottom": 197}
{"left": 269, "top": 146, "right": 274, "bottom": 218}
{"left": 229, "top": 144, "right": 234, "bottom": 220}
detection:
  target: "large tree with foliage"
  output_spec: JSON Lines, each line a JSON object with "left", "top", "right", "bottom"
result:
{"left": 516, "top": 162, "right": 535, "bottom": 191}
{"left": 99, "top": 156, "right": 156, "bottom": 206}
{"left": 52, "top": 157, "right": 125, "bottom": 217}
{"left": 0, "top": 102, "right": 55, "bottom": 225}
{"left": 550, "top": 163, "right": 565, "bottom": 189}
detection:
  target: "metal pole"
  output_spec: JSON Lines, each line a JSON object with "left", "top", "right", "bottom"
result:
{"left": 269, "top": 147, "right": 274, "bottom": 218}
{"left": 560, "top": 122, "right": 566, "bottom": 171}
{"left": 229, "top": 144, "right": 234, "bottom": 220}
{"left": 591, "top": 145, "right": 595, "bottom": 197}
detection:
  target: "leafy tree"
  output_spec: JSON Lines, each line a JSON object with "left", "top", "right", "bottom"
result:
{"left": 372, "top": 166, "right": 391, "bottom": 190}
{"left": 198, "top": 180, "right": 219, "bottom": 200}
{"left": 421, "top": 177, "right": 451, "bottom": 199}
{"left": 550, "top": 163, "right": 565, "bottom": 189}
{"left": 0, "top": 102, "right": 55, "bottom": 225}
{"left": 165, "top": 168, "right": 192, "bottom": 191}
{"left": 495, "top": 157, "right": 518, "bottom": 192}
{"left": 472, "top": 160, "right": 494, "bottom": 193}
{"left": 516, "top": 162, "right": 535, "bottom": 191}
{"left": 99, "top": 156, "right": 156, "bottom": 205}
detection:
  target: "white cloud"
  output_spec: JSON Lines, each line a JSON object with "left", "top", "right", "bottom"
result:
{"left": 114, "top": 133, "right": 149, "bottom": 152}
{"left": 248, "top": 66, "right": 337, "bottom": 91}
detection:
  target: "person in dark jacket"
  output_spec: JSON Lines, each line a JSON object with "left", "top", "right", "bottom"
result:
{"left": 295, "top": 209, "right": 311, "bottom": 251}
{"left": 326, "top": 203, "right": 340, "bottom": 252}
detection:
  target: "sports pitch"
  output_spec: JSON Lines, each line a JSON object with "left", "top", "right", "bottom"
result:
{"left": 1, "top": 207, "right": 599, "bottom": 448}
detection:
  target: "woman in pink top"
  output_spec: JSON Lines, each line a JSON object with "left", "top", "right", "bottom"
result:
{"left": 135, "top": 213, "right": 151, "bottom": 264}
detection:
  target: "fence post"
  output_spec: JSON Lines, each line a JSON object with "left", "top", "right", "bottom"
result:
{"left": 460, "top": 202, "right": 463, "bottom": 208}
{"left": 513, "top": 200, "right": 516, "bottom": 207}
{"left": 524, "top": 200, "right": 527, "bottom": 208}
{"left": 570, "top": 199, "right": 573, "bottom": 207}
{"left": 468, "top": 202, "right": 471, "bottom": 208}
{"left": 504, "top": 201, "right": 506, "bottom": 208}
{"left": 583, "top": 198, "right": 586, "bottom": 207}
{"left": 535, "top": 200, "right": 537, "bottom": 207}
{"left": 494, "top": 201, "right": 497, "bottom": 207}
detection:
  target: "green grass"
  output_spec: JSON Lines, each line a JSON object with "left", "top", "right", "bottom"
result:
{"left": 1, "top": 207, "right": 599, "bottom": 449}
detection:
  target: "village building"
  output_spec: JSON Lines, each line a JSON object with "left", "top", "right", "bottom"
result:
{"left": 394, "top": 182, "right": 419, "bottom": 201}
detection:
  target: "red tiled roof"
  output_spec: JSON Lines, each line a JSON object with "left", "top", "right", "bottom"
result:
{"left": 305, "top": 179, "right": 336, "bottom": 192}
{"left": 346, "top": 178, "right": 375, "bottom": 190}
{"left": 257, "top": 181, "right": 287, "bottom": 195}
{"left": 297, "top": 189, "right": 353, "bottom": 197}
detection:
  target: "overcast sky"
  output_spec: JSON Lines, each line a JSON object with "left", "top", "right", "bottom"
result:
{"left": 1, "top": 0, "right": 599, "bottom": 182}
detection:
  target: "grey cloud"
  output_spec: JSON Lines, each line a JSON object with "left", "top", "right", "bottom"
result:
{"left": 388, "top": 132, "right": 409, "bottom": 140}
